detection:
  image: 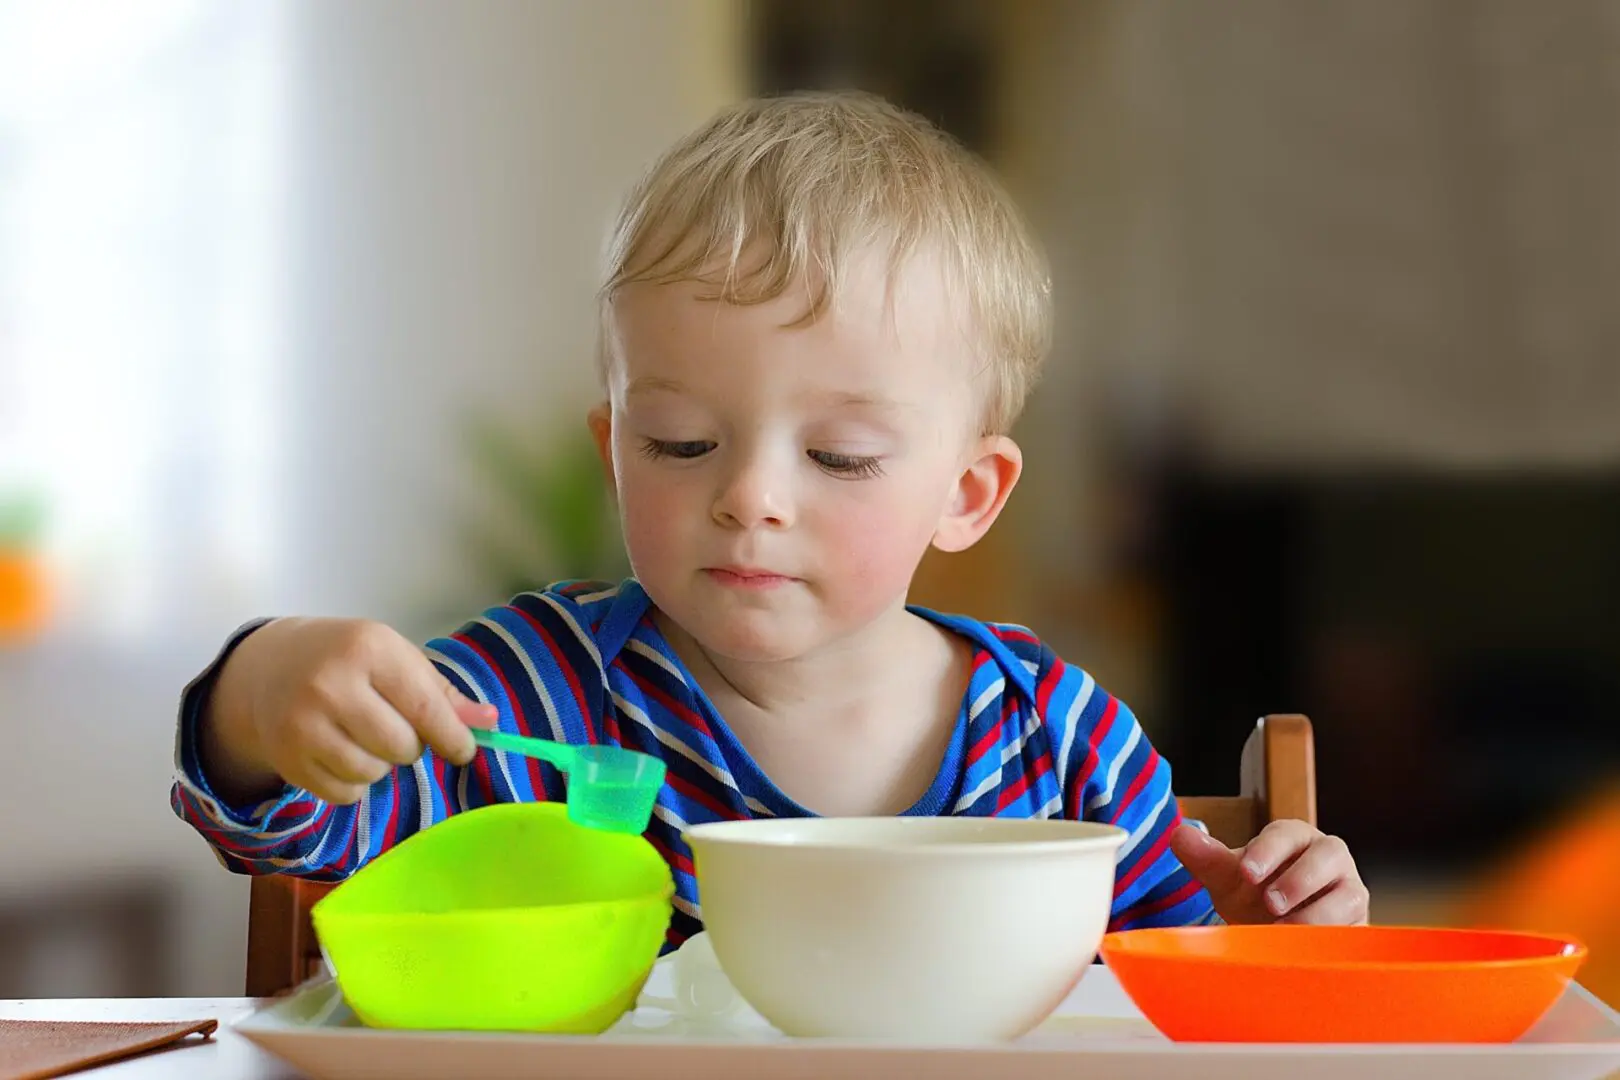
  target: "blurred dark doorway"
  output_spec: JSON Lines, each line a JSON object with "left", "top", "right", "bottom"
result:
{"left": 747, "top": 0, "right": 1000, "bottom": 155}
{"left": 1156, "top": 471, "right": 1620, "bottom": 875}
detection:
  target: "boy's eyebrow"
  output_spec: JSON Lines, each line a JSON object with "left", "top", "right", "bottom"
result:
{"left": 626, "top": 378, "right": 909, "bottom": 413}
{"left": 625, "top": 375, "right": 686, "bottom": 397}
{"left": 819, "top": 390, "right": 912, "bottom": 412}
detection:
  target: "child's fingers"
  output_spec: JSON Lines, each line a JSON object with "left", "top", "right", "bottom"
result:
{"left": 370, "top": 654, "right": 479, "bottom": 766}
{"left": 1280, "top": 879, "right": 1372, "bottom": 925}
{"left": 450, "top": 691, "right": 498, "bottom": 729}
{"left": 419, "top": 681, "right": 487, "bottom": 765}
{"left": 1237, "top": 819, "right": 1317, "bottom": 883}
{"left": 1261, "top": 833, "right": 1354, "bottom": 917}
{"left": 1172, "top": 823, "right": 1273, "bottom": 924}
{"left": 1170, "top": 823, "right": 1245, "bottom": 894}
{"left": 336, "top": 689, "right": 426, "bottom": 766}
{"left": 301, "top": 757, "right": 373, "bottom": 807}
{"left": 306, "top": 718, "right": 395, "bottom": 785}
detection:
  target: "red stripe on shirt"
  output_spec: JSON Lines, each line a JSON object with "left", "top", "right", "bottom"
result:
{"left": 1112, "top": 875, "right": 1206, "bottom": 931}
{"left": 514, "top": 607, "right": 594, "bottom": 744}
{"left": 1066, "top": 694, "right": 1119, "bottom": 811}
{"left": 460, "top": 634, "right": 545, "bottom": 797}
{"left": 623, "top": 665, "right": 714, "bottom": 739}
{"left": 1034, "top": 653, "right": 1064, "bottom": 718}
{"left": 1108, "top": 747, "right": 1159, "bottom": 825}
{"left": 645, "top": 832, "right": 695, "bottom": 877}
{"left": 996, "top": 732, "right": 1054, "bottom": 812}
{"left": 667, "top": 771, "right": 738, "bottom": 820}
{"left": 991, "top": 625, "right": 1040, "bottom": 646}
{"left": 1114, "top": 817, "right": 1175, "bottom": 896}
{"left": 380, "top": 785, "right": 400, "bottom": 859}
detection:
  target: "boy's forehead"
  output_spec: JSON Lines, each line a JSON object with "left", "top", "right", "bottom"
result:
{"left": 624, "top": 370, "right": 916, "bottom": 418}
{"left": 610, "top": 246, "right": 975, "bottom": 385}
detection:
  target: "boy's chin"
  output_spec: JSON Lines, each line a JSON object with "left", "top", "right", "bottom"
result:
{"left": 688, "top": 616, "right": 821, "bottom": 665}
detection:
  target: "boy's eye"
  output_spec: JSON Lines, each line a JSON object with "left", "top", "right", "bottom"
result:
{"left": 640, "top": 438, "right": 715, "bottom": 460}
{"left": 808, "top": 449, "right": 885, "bottom": 479}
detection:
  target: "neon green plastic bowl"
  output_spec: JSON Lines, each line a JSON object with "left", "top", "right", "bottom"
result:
{"left": 310, "top": 802, "right": 673, "bottom": 1033}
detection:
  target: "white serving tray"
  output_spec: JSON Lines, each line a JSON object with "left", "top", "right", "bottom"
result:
{"left": 234, "top": 959, "right": 1620, "bottom": 1080}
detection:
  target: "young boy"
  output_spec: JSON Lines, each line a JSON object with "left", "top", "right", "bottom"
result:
{"left": 171, "top": 91, "right": 1368, "bottom": 950}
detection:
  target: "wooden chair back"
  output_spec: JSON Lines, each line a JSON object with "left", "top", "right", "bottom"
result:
{"left": 1178, "top": 712, "right": 1318, "bottom": 848}
{"left": 244, "top": 713, "right": 1317, "bottom": 996}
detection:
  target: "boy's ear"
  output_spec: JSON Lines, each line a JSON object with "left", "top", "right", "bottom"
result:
{"left": 586, "top": 403, "right": 615, "bottom": 489}
{"left": 932, "top": 435, "right": 1022, "bottom": 554}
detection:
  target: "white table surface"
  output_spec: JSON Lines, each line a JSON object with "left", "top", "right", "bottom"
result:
{"left": 5, "top": 993, "right": 1618, "bottom": 1080}
{"left": 0, "top": 998, "right": 301, "bottom": 1079}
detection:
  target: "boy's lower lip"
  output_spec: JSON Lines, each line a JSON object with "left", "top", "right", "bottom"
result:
{"left": 704, "top": 568, "right": 794, "bottom": 588}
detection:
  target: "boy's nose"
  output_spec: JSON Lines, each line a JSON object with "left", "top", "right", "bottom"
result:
{"left": 711, "top": 457, "right": 794, "bottom": 530}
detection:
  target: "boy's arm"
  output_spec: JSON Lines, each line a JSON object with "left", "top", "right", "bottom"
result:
{"left": 1039, "top": 651, "right": 1219, "bottom": 931}
{"left": 170, "top": 594, "right": 598, "bottom": 879}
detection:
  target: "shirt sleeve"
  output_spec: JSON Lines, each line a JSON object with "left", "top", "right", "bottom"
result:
{"left": 168, "top": 589, "right": 603, "bottom": 880}
{"left": 1038, "top": 649, "right": 1219, "bottom": 930}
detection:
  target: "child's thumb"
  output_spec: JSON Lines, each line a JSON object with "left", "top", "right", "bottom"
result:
{"left": 446, "top": 686, "right": 498, "bottom": 728}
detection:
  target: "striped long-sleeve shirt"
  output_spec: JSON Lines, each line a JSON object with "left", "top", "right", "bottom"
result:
{"left": 171, "top": 579, "right": 1216, "bottom": 949}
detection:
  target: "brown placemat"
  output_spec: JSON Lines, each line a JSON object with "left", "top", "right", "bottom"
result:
{"left": 0, "top": 1018, "right": 217, "bottom": 1080}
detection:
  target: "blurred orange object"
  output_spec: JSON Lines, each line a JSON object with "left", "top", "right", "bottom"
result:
{"left": 1458, "top": 784, "right": 1620, "bottom": 1010}
{"left": 1100, "top": 925, "right": 1586, "bottom": 1043}
{"left": 0, "top": 549, "right": 51, "bottom": 641}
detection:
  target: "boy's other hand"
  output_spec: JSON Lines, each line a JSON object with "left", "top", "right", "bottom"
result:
{"left": 1169, "top": 820, "right": 1370, "bottom": 925}
{"left": 204, "top": 618, "right": 498, "bottom": 806}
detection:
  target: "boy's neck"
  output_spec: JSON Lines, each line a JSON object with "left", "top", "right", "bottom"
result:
{"left": 652, "top": 600, "right": 971, "bottom": 816}
{"left": 653, "top": 600, "right": 926, "bottom": 716}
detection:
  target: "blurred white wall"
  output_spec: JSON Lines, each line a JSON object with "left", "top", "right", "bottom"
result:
{"left": 276, "top": 0, "right": 741, "bottom": 629}
{"left": 0, "top": 0, "right": 741, "bottom": 995}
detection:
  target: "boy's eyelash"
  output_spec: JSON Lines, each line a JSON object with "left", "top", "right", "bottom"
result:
{"left": 808, "top": 449, "right": 885, "bottom": 479}
{"left": 640, "top": 438, "right": 715, "bottom": 460}
{"left": 639, "top": 439, "right": 885, "bottom": 479}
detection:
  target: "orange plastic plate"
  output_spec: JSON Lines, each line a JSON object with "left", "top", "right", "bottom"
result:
{"left": 1100, "top": 924, "right": 1587, "bottom": 1043}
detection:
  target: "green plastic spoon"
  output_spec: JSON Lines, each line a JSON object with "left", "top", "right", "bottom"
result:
{"left": 470, "top": 727, "right": 666, "bottom": 834}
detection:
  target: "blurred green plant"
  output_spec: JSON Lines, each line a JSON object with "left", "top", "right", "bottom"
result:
{"left": 460, "top": 417, "right": 627, "bottom": 600}
{"left": 0, "top": 490, "right": 46, "bottom": 551}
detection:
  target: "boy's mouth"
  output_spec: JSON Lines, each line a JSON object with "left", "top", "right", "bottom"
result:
{"left": 704, "top": 566, "right": 796, "bottom": 589}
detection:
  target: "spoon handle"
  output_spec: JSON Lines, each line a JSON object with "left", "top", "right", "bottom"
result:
{"left": 470, "top": 726, "right": 578, "bottom": 772}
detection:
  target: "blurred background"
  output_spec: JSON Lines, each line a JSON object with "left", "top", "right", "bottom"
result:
{"left": 1, "top": 0, "right": 1616, "bottom": 1001}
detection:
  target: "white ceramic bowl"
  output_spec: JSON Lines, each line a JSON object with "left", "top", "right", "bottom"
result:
{"left": 684, "top": 816, "right": 1126, "bottom": 1041}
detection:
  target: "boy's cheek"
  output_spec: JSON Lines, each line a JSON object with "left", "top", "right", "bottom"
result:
{"left": 615, "top": 476, "right": 691, "bottom": 555}
{"left": 616, "top": 465, "right": 686, "bottom": 513}
{"left": 817, "top": 501, "right": 937, "bottom": 590}
{"left": 623, "top": 486, "right": 688, "bottom": 536}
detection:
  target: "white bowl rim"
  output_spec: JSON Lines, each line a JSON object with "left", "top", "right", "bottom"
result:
{"left": 684, "top": 815, "right": 1128, "bottom": 857}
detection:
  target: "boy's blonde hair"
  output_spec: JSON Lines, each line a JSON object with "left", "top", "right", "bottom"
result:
{"left": 599, "top": 90, "right": 1052, "bottom": 435}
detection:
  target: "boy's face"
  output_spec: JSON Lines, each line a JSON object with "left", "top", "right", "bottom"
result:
{"left": 593, "top": 247, "right": 1019, "bottom": 663}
